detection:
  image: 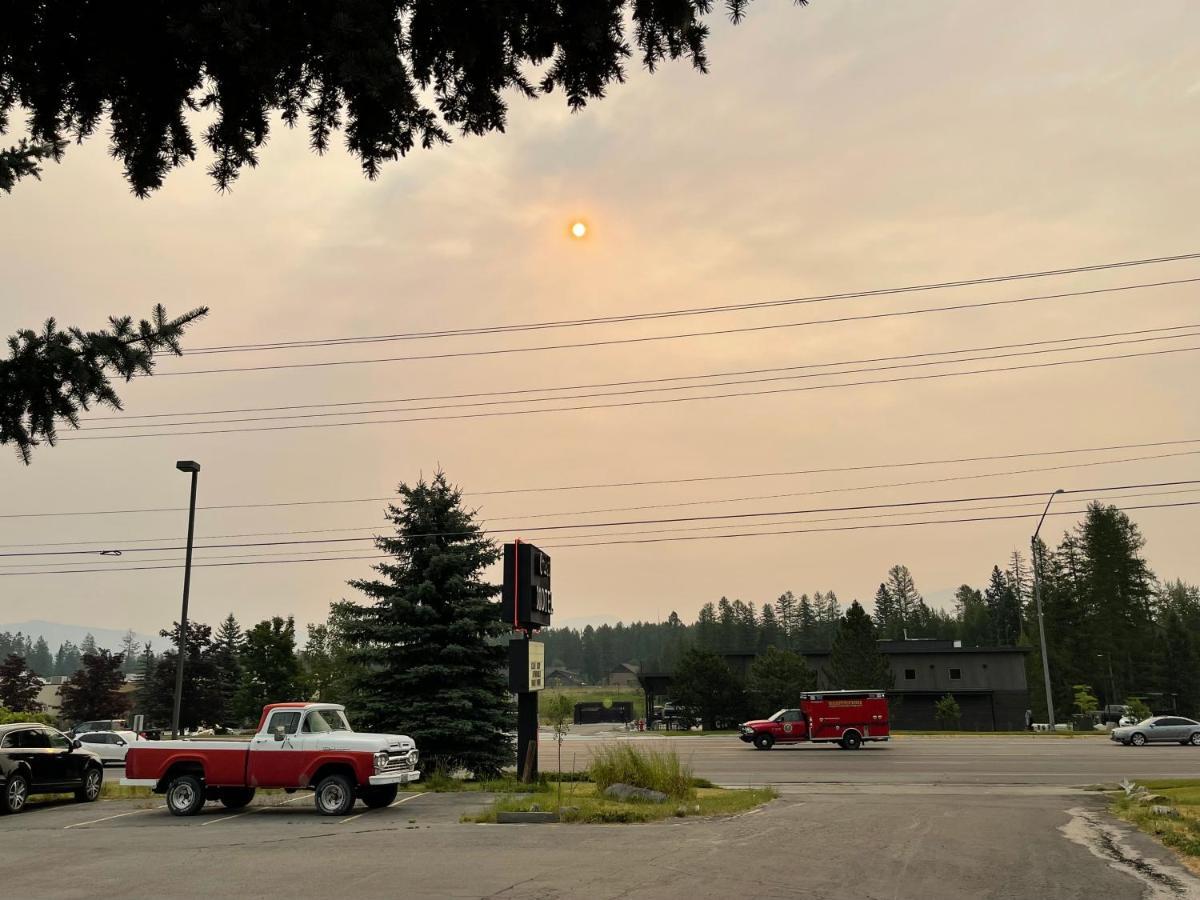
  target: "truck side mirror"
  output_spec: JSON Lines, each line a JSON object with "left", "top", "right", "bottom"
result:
{"left": 273, "top": 726, "right": 286, "bottom": 742}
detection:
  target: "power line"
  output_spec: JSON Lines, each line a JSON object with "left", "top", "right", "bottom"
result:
{"left": 3, "top": 479, "right": 1195, "bottom": 559}
{"left": 59, "top": 343, "right": 1200, "bottom": 440}
{"left": 4, "top": 497, "right": 1197, "bottom": 576}
{"left": 81, "top": 325, "right": 1200, "bottom": 431}
{"left": 6, "top": 436, "right": 1199, "bottom": 520}
{"left": 182, "top": 251, "right": 1200, "bottom": 354}
{"left": 150, "top": 276, "right": 1200, "bottom": 377}
{"left": 10, "top": 485, "right": 1197, "bottom": 570}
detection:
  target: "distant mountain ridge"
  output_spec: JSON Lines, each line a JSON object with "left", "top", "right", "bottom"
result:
{"left": 0, "top": 620, "right": 158, "bottom": 651}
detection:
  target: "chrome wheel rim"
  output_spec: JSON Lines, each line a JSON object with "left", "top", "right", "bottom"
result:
{"left": 320, "top": 783, "right": 346, "bottom": 811}
{"left": 1191, "top": 734, "right": 1200, "bottom": 746}
{"left": 8, "top": 778, "right": 27, "bottom": 811}
{"left": 86, "top": 770, "right": 101, "bottom": 800}
{"left": 170, "top": 782, "right": 196, "bottom": 810}
{"left": 1132, "top": 734, "right": 1146, "bottom": 746}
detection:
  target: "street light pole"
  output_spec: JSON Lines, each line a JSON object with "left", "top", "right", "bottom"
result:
{"left": 172, "top": 460, "right": 201, "bottom": 740}
{"left": 1031, "top": 488, "right": 1064, "bottom": 730}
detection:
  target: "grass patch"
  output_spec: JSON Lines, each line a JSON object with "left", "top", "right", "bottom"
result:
{"left": 589, "top": 744, "right": 695, "bottom": 799}
{"left": 1110, "top": 779, "right": 1200, "bottom": 863}
{"left": 538, "top": 685, "right": 645, "bottom": 724}
{"left": 466, "top": 782, "right": 776, "bottom": 824}
{"left": 894, "top": 730, "right": 1104, "bottom": 738}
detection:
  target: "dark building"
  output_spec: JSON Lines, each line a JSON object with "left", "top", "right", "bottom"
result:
{"left": 806, "top": 640, "right": 1031, "bottom": 731}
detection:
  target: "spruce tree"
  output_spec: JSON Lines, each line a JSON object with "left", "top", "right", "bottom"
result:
{"left": 339, "top": 472, "right": 514, "bottom": 777}
{"left": 984, "top": 566, "right": 1021, "bottom": 645}
{"left": 27, "top": 637, "right": 53, "bottom": 677}
{"left": 0, "top": 654, "right": 43, "bottom": 712}
{"left": 827, "top": 601, "right": 893, "bottom": 690}
{"left": 873, "top": 584, "right": 899, "bottom": 640}
{"left": 211, "top": 614, "right": 245, "bottom": 722}
{"left": 955, "top": 585, "right": 991, "bottom": 647}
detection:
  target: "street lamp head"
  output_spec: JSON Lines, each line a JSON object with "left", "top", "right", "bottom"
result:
{"left": 175, "top": 460, "right": 200, "bottom": 473}
{"left": 1054, "top": 488, "right": 1065, "bottom": 495}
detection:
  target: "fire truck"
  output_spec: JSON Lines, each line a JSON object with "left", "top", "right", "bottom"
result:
{"left": 738, "top": 690, "right": 890, "bottom": 750}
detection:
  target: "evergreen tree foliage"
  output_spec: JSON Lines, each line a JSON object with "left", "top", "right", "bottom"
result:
{"left": 27, "top": 636, "right": 53, "bottom": 677}
{"left": 59, "top": 650, "right": 126, "bottom": 723}
{"left": 671, "top": 648, "right": 749, "bottom": 729}
{"left": 142, "top": 622, "right": 224, "bottom": 730}
{"left": 2, "top": 305, "right": 209, "bottom": 463}
{"left": 955, "top": 585, "right": 991, "bottom": 648}
{"left": 234, "top": 617, "right": 303, "bottom": 721}
{"left": 79, "top": 633, "right": 98, "bottom": 656}
{"left": 0, "top": 138, "right": 57, "bottom": 193}
{"left": 747, "top": 646, "right": 816, "bottom": 715}
{"left": 338, "top": 472, "right": 513, "bottom": 777}
{"left": 0, "top": 3, "right": 809, "bottom": 195}
{"left": 210, "top": 614, "right": 245, "bottom": 721}
{"left": 119, "top": 630, "right": 140, "bottom": 675}
{"left": 827, "top": 601, "right": 893, "bottom": 690}
{"left": 54, "top": 641, "right": 81, "bottom": 676}
{"left": 872, "top": 583, "right": 900, "bottom": 640}
{"left": 301, "top": 614, "right": 356, "bottom": 702}
{"left": 1162, "top": 608, "right": 1200, "bottom": 718}
{"left": 0, "top": 654, "right": 43, "bottom": 712}
{"left": 758, "top": 603, "right": 782, "bottom": 652}
{"left": 984, "top": 566, "right": 1021, "bottom": 645}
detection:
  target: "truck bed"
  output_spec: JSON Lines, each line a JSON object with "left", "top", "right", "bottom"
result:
{"left": 125, "top": 740, "right": 250, "bottom": 787}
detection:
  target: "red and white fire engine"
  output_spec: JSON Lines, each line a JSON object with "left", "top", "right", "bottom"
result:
{"left": 738, "top": 690, "right": 890, "bottom": 750}
{"left": 123, "top": 703, "right": 420, "bottom": 816}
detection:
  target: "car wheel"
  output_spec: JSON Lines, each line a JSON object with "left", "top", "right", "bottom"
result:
{"left": 361, "top": 784, "right": 399, "bottom": 809}
{"left": 841, "top": 732, "right": 863, "bottom": 751}
{"left": 753, "top": 733, "right": 774, "bottom": 751}
{"left": 315, "top": 774, "right": 356, "bottom": 816}
{"left": 219, "top": 787, "right": 256, "bottom": 810}
{"left": 75, "top": 766, "right": 103, "bottom": 803}
{"left": 0, "top": 772, "right": 29, "bottom": 814}
{"left": 1190, "top": 733, "right": 1200, "bottom": 746}
{"left": 1130, "top": 733, "right": 1147, "bottom": 747}
{"left": 165, "top": 775, "right": 206, "bottom": 816}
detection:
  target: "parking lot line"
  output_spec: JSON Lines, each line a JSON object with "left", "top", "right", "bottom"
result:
{"left": 200, "top": 812, "right": 245, "bottom": 827}
{"left": 63, "top": 806, "right": 165, "bottom": 830}
{"left": 340, "top": 791, "right": 427, "bottom": 825}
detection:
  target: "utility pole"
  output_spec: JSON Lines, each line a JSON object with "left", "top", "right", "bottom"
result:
{"left": 172, "top": 460, "right": 201, "bottom": 740}
{"left": 1031, "top": 489, "right": 1064, "bottom": 730}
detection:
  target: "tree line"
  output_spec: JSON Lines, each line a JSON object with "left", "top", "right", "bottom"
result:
{"left": 0, "top": 630, "right": 143, "bottom": 678}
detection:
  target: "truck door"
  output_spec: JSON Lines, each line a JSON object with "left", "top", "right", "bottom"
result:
{"left": 248, "top": 709, "right": 308, "bottom": 788}
{"left": 777, "top": 709, "right": 805, "bottom": 742}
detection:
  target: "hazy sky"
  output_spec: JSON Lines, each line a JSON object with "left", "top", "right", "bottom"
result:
{"left": 3, "top": 1, "right": 1199, "bottom": 638}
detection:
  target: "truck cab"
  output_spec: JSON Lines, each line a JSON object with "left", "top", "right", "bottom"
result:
{"left": 124, "top": 703, "right": 420, "bottom": 816}
{"left": 738, "top": 691, "right": 890, "bottom": 751}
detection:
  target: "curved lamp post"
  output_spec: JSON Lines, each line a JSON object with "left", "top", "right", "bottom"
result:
{"left": 1031, "top": 488, "right": 1064, "bottom": 730}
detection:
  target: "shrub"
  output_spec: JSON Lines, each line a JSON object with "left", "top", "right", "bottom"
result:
{"left": 0, "top": 707, "right": 56, "bottom": 726}
{"left": 934, "top": 694, "right": 961, "bottom": 730}
{"left": 587, "top": 744, "right": 695, "bottom": 800}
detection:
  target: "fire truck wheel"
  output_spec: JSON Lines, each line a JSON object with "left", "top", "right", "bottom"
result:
{"left": 315, "top": 773, "right": 356, "bottom": 816}
{"left": 219, "top": 788, "right": 256, "bottom": 809}
{"left": 165, "top": 775, "right": 206, "bottom": 816}
{"left": 839, "top": 732, "right": 863, "bottom": 751}
{"left": 362, "top": 784, "right": 399, "bottom": 809}
{"left": 753, "top": 733, "right": 774, "bottom": 751}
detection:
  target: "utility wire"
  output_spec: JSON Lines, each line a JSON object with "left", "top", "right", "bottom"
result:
{"left": 3, "top": 479, "right": 1195, "bottom": 559}
{"left": 182, "top": 251, "right": 1200, "bottom": 354}
{"left": 6, "top": 436, "right": 1199, "bottom": 520}
{"left": 150, "top": 276, "right": 1200, "bottom": 377}
{"left": 60, "top": 343, "right": 1200, "bottom": 440}
{"left": 4, "top": 498, "right": 1198, "bottom": 576}
{"left": 80, "top": 326, "right": 1200, "bottom": 431}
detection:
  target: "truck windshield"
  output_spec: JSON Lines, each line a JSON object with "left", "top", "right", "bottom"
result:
{"left": 768, "top": 710, "right": 788, "bottom": 722}
{"left": 303, "top": 709, "right": 351, "bottom": 733}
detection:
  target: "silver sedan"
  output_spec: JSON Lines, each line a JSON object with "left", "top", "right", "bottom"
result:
{"left": 1110, "top": 716, "right": 1200, "bottom": 746}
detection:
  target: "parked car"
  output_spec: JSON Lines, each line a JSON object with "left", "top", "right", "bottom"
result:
{"left": 76, "top": 730, "right": 142, "bottom": 766}
{"left": 1110, "top": 716, "right": 1200, "bottom": 746}
{"left": 0, "top": 723, "right": 105, "bottom": 814}
{"left": 124, "top": 702, "right": 420, "bottom": 816}
{"left": 66, "top": 719, "right": 126, "bottom": 737}
{"left": 1099, "top": 704, "right": 1132, "bottom": 726}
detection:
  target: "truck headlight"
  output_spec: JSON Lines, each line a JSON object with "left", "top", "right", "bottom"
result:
{"left": 374, "top": 751, "right": 390, "bottom": 771}
{"left": 408, "top": 750, "right": 419, "bottom": 766}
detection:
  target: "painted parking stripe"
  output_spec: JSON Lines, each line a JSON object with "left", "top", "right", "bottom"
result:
{"left": 200, "top": 812, "right": 245, "bottom": 826}
{"left": 341, "top": 790, "right": 427, "bottom": 825}
{"left": 63, "top": 805, "right": 165, "bottom": 829}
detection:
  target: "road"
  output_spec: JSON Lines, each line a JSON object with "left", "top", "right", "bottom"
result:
{"left": 5, "top": 736, "right": 1198, "bottom": 899}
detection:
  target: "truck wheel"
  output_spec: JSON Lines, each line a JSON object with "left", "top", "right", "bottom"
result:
{"left": 362, "top": 784, "right": 399, "bottom": 809}
{"left": 219, "top": 787, "right": 256, "bottom": 810}
{"left": 753, "top": 733, "right": 774, "bottom": 751}
{"left": 315, "top": 774, "right": 356, "bottom": 816}
{"left": 166, "top": 775, "right": 206, "bottom": 816}
{"left": 840, "top": 732, "right": 862, "bottom": 751}
{"left": 1, "top": 772, "right": 29, "bottom": 814}
{"left": 75, "top": 766, "right": 103, "bottom": 803}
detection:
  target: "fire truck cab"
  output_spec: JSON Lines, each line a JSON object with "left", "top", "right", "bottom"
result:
{"left": 738, "top": 690, "right": 890, "bottom": 751}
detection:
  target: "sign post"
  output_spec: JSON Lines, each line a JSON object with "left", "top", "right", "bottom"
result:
{"left": 502, "top": 540, "right": 551, "bottom": 782}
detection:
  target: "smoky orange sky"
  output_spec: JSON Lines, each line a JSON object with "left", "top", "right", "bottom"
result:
{"left": 3, "top": 1, "right": 1199, "bottom": 638}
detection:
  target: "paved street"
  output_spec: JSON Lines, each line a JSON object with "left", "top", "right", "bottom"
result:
{"left": 5, "top": 736, "right": 1199, "bottom": 899}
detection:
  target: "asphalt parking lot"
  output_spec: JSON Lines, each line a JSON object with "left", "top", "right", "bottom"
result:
{"left": 4, "top": 737, "right": 1199, "bottom": 899}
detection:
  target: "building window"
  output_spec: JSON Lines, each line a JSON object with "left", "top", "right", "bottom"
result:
{"left": 904, "top": 668, "right": 917, "bottom": 680}
{"left": 949, "top": 668, "right": 962, "bottom": 681}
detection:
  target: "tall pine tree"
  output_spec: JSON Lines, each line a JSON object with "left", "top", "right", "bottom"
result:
{"left": 827, "top": 601, "right": 893, "bottom": 690}
{"left": 339, "top": 472, "right": 514, "bottom": 777}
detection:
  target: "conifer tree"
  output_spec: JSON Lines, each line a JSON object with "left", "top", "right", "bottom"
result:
{"left": 984, "top": 566, "right": 1021, "bottom": 645}
{"left": 27, "top": 637, "right": 53, "bottom": 677}
{"left": 873, "top": 583, "right": 900, "bottom": 640}
{"left": 211, "top": 614, "right": 245, "bottom": 722}
{"left": 339, "top": 472, "right": 514, "bottom": 777}
{"left": 827, "top": 601, "right": 893, "bottom": 690}
{"left": 234, "top": 617, "right": 303, "bottom": 721}
{"left": 0, "top": 654, "right": 43, "bottom": 712}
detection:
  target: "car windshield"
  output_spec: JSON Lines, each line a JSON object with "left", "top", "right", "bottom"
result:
{"left": 303, "top": 709, "right": 351, "bottom": 733}
{"left": 1137, "top": 718, "right": 1158, "bottom": 726}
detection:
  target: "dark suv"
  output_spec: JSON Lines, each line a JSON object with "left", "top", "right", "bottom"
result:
{"left": 0, "top": 723, "right": 104, "bottom": 814}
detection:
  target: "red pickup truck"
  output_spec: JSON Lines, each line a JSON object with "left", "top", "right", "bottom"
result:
{"left": 123, "top": 702, "right": 420, "bottom": 816}
{"left": 738, "top": 690, "right": 890, "bottom": 750}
